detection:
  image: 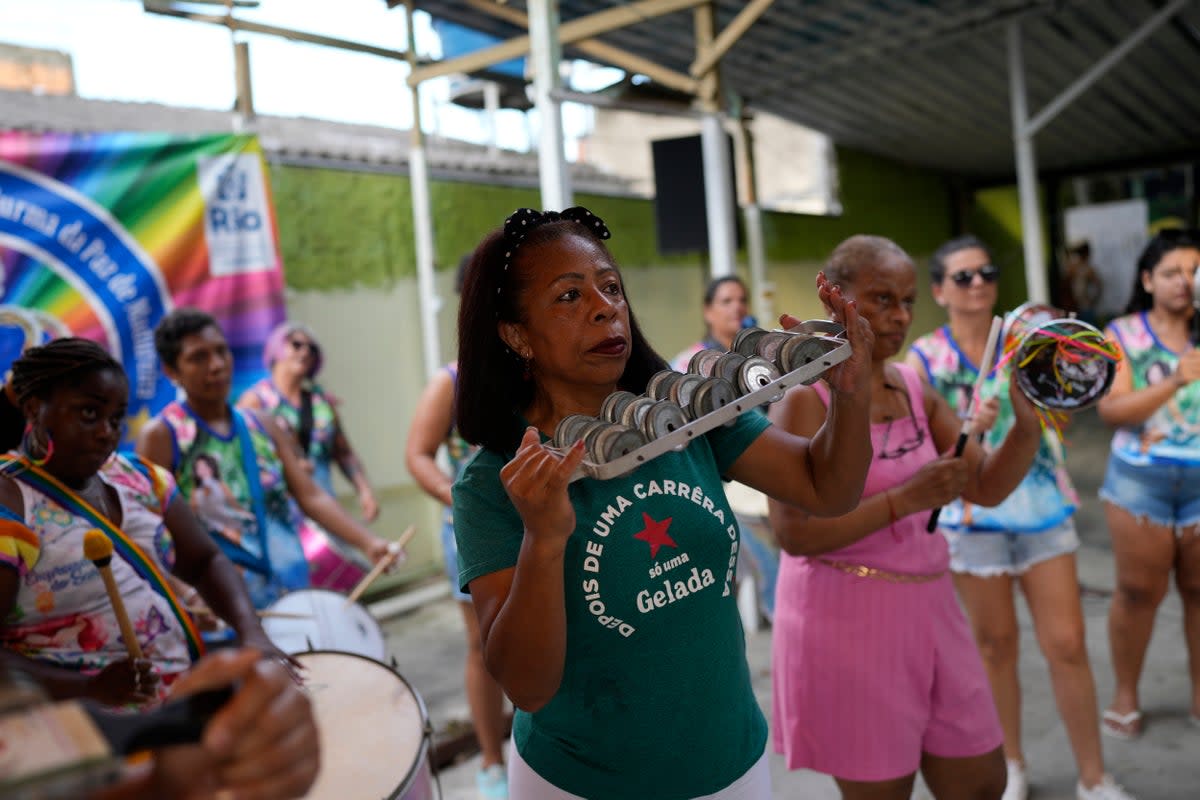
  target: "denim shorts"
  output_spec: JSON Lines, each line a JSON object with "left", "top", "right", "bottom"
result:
{"left": 1099, "top": 455, "right": 1200, "bottom": 536}
{"left": 441, "top": 507, "right": 471, "bottom": 602}
{"left": 942, "top": 519, "right": 1079, "bottom": 577}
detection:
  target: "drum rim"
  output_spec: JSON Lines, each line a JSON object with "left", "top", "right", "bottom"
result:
{"left": 295, "top": 649, "right": 433, "bottom": 800}
{"left": 263, "top": 588, "right": 387, "bottom": 660}
{"left": 1012, "top": 316, "right": 1115, "bottom": 410}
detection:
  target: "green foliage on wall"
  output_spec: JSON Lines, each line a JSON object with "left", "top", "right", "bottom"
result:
{"left": 269, "top": 166, "right": 414, "bottom": 290}
{"left": 268, "top": 146, "right": 956, "bottom": 292}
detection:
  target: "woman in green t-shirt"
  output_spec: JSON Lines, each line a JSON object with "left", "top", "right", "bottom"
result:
{"left": 451, "top": 206, "right": 874, "bottom": 800}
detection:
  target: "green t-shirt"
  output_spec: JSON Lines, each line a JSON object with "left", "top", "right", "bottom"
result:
{"left": 453, "top": 412, "right": 771, "bottom": 800}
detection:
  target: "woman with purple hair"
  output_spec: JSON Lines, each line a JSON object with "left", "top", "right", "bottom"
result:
{"left": 237, "top": 321, "right": 379, "bottom": 523}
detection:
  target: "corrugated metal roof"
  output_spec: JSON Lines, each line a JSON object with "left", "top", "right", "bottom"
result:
{"left": 410, "top": 0, "right": 1200, "bottom": 179}
{"left": 0, "top": 88, "right": 631, "bottom": 193}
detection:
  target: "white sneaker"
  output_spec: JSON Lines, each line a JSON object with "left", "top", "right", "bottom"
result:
{"left": 1002, "top": 759, "right": 1028, "bottom": 800}
{"left": 1077, "top": 774, "right": 1136, "bottom": 800}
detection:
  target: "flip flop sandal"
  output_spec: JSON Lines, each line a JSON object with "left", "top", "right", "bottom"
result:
{"left": 1101, "top": 709, "right": 1142, "bottom": 740}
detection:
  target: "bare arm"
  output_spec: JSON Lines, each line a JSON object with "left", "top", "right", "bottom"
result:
{"left": 952, "top": 379, "right": 1043, "bottom": 506}
{"left": 725, "top": 282, "right": 874, "bottom": 514}
{"left": 261, "top": 412, "right": 390, "bottom": 563}
{"left": 466, "top": 430, "right": 585, "bottom": 712}
{"left": 164, "top": 496, "right": 279, "bottom": 655}
{"left": 135, "top": 419, "right": 175, "bottom": 472}
{"left": 328, "top": 402, "right": 378, "bottom": 521}
{"left": 405, "top": 369, "right": 457, "bottom": 508}
{"left": 1097, "top": 348, "right": 1200, "bottom": 427}
{"left": 764, "top": 386, "right": 898, "bottom": 555}
{"left": 767, "top": 379, "right": 1042, "bottom": 556}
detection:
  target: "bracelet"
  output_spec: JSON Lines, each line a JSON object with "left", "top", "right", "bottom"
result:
{"left": 884, "top": 490, "right": 899, "bottom": 527}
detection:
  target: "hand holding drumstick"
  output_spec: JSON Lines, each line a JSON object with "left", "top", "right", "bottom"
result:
{"left": 344, "top": 524, "right": 417, "bottom": 607}
{"left": 83, "top": 529, "right": 159, "bottom": 703}
{"left": 926, "top": 316, "right": 1002, "bottom": 532}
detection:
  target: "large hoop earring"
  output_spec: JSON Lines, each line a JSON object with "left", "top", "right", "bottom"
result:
{"left": 24, "top": 421, "right": 54, "bottom": 467}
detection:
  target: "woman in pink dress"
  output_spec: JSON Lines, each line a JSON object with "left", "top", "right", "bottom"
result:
{"left": 769, "top": 235, "right": 1045, "bottom": 800}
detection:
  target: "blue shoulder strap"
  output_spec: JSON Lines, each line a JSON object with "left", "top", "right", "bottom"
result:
{"left": 231, "top": 409, "right": 272, "bottom": 578}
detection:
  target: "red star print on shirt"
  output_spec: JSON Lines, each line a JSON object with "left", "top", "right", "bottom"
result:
{"left": 633, "top": 512, "right": 677, "bottom": 558}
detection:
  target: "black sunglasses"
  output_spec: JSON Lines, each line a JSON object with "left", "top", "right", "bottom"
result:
{"left": 289, "top": 338, "right": 318, "bottom": 354}
{"left": 949, "top": 264, "right": 1000, "bottom": 287}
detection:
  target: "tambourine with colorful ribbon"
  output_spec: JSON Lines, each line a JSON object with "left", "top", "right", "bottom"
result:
{"left": 999, "top": 302, "right": 1122, "bottom": 422}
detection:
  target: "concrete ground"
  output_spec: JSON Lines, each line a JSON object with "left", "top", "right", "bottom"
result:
{"left": 368, "top": 411, "right": 1198, "bottom": 799}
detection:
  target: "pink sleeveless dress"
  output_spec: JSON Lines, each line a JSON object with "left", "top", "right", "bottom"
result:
{"left": 771, "top": 364, "right": 1001, "bottom": 781}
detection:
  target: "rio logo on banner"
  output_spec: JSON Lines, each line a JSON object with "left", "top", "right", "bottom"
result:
{"left": 0, "top": 131, "right": 287, "bottom": 438}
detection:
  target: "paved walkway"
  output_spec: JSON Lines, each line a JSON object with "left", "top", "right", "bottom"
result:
{"left": 371, "top": 411, "right": 1197, "bottom": 799}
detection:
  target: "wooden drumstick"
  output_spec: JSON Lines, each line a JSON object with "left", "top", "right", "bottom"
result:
{"left": 82, "top": 529, "right": 144, "bottom": 660}
{"left": 344, "top": 525, "right": 416, "bottom": 608}
{"left": 255, "top": 610, "right": 316, "bottom": 620}
{"left": 926, "top": 315, "right": 1003, "bottom": 533}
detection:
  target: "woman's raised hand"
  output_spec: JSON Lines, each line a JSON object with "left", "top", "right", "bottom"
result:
{"left": 1007, "top": 373, "right": 1045, "bottom": 433}
{"left": 778, "top": 272, "right": 874, "bottom": 396}
{"left": 500, "top": 427, "right": 586, "bottom": 550}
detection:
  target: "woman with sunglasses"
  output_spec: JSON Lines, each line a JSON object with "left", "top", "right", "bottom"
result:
{"left": 237, "top": 322, "right": 379, "bottom": 523}
{"left": 769, "top": 235, "right": 1046, "bottom": 800}
{"left": 905, "top": 236, "right": 1133, "bottom": 800}
{"left": 1096, "top": 229, "right": 1200, "bottom": 743}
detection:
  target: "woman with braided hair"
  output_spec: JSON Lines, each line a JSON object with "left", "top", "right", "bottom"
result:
{"left": 451, "top": 206, "right": 875, "bottom": 799}
{"left": 0, "top": 338, "right": 282, "bottom": 708}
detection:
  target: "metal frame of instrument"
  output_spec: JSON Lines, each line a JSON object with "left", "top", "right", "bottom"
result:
{"left": 566, "top": 321, "right": 852, "bottom": 481}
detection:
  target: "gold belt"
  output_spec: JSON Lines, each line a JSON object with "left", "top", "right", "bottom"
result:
{"left": 815, "top": 557, "right": 946, "bottom": 584}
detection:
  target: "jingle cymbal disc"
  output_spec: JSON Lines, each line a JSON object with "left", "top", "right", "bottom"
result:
{"left": 754, "top": 331, "right": 791, "bottom": 364}
{"left": 732, "top": 327, "right": 768, "bottom": 357}
{"left": 647, "top": 369, "right": 684, "bottom": 402}
{"left": 601, "top": 390, "right": 639, "bottom": 423}
{"left": 588, "top": 424, "right": 648, "bottom": 463}
{"left": 713, "top": 352, "right": 748, "bottom": 385}
{"left": 669, "top": 373, "right": 705, "bottom": 419}
{"left": 738, "top": 356, "right": 781, "bottom": 395}
{"left": 777, "top": 334, "right": 831, "bottom": 383}
{"left": 554, "top": 414, "right": 597, "bottom": 448}
{"left": 640, "top": 400, "right": 688, "bottom": 440}
{"left": 691, "top": 376, "right": 737, "bottom": 418}
{"left": 620, "top": 396, "right": 657, "bottom": 430}
{"left": 688, "top": 348, "right": 723, "bottom": 377}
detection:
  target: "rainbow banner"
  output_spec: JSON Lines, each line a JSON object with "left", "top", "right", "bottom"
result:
{"left": 0, "top": 132, "right": 286, "bottom": 436}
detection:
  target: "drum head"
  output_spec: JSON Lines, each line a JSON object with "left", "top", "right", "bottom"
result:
{"left": 297, "top": 651, "right": 431, "bottom": 800}
{"left": 1013, "top": 318, "right": 1116, "bottom": 411}
{"left": 262, "top": 589, "right": 387, "bottom": 660}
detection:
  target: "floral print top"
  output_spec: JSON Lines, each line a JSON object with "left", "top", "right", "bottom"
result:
{"left": 1106, "top": 312, "right": 1200, "bottom": 466}
{"left": 909, "top": 323, "right": 1077, "bottom": 533}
